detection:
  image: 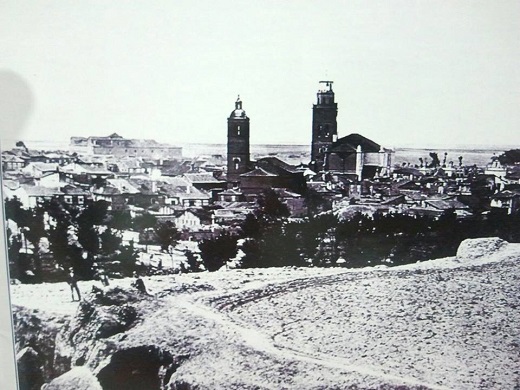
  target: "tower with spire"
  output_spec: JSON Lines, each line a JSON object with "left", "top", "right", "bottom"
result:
{"left": 227, "top": 95, "right": 250, "bottom": 184}
{"left": 311, "top": 81, "right": 338, "bottom": 171}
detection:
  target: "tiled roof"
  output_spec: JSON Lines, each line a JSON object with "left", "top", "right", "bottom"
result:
{"left": 240, "top": 167, "right": 277, "bottom": 177}
{"left": 21, "top": 185, "right": 63, "bottom": 196}
{"left": 491, "top": 190, "right": 520, "bottom": 199}
{"left": 425, "top": 199, "right": 469, "bottom": 210}
{"left": 2, "top": 155, "right": 25, "bottom": 163}
{"left": 92, "top": 186, "right": 121, "bottom": 196}
{"left": 107, "top": 178, "right": 141, "bottom": 194}
{"left": 184, "top": 173, "right": 224, "bottom": 183}
{"left": 28, "top": 162, "right": 59, "bottom": 172}
{"left": 61, "top": 185, "right": 90, "bottom": 195}
{"left": 177, "top": 187, "right": 211, "bottom": 200}
{"left": 219, "top": 188, "right": 243, "bottom": 196}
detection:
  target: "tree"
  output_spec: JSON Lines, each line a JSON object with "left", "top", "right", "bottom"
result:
{"left": 113, "top": 240, "right": 139, "bottom": 277}
{"left": 4, "top": 197, "right": 26, "bottom": 225}
{"left": 108, "top": 210, "right": 133, "bottom": 231}
{"left": 15, "top": 140, "right": 28, "bottom": 150}
{"left": 100, "top": 228, "right": 123, "bottom": 255}
{"left": 133, "top": 213, "right": 158, "bottom": 232}
{"left": 303, "top": 187, "right": 331, "bottom": 216}
{"left": 184, "top": 250, "right": 202, "bottom": 272}
{"left": 154, "top": 221, "right": 180, "bottom": 252}
{"left": 428, "top": 152, "right": 441, "bottom": 168}
{"left": 256, "top": 189, "right": 290, "bottom": 221}
{"left": 498, "top": 149, "right": 520, "bottom": 166}
{"left": 77, "top": 200, "right": 110, "bottom": 227}
{"left": 199, "top": 234, "right": 237, "bottom": 271}
{"left": 240, "top": 214, "right": 262, "bottom": 238}
{"left": 239, "top": 238, "right": 261, "bottom": 268}
{"left": 77, "top": 224, "right": 100, "bottom": 256}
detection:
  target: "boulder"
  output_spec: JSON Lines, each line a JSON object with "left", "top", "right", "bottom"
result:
{"left": 44, "top": 367, "right": 102, "bottom": 390}
{"left": 456, "top": 237, "right": 508, "bottom": 262}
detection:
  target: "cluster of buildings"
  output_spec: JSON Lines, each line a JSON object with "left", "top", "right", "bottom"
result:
{"left": 2, "top": 81, "right": 520, "bottom": 243}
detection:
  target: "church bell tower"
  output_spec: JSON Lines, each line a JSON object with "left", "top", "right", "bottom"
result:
{"left": 227, "top": 96, "right": 250, "bottom": 184}
{"left": 311, "top": 81, "right": 338, "bottom": 171}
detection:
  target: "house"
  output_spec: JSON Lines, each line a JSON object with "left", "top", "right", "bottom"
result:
{"left": 92, "top": 186, "right": 126, "bottom": 210}
{"left": 183, "top": 172, "right": 227, "bottom": 192}
{"left": 107, "top": 158, "right": 146, "bottom": 174}
{"left": 16, "top": 185, "right": 63, "bottom": 209}
{"left": 212, "top": 202, "right": 256, "bottom": 225}
{"left": 61, "top": 185, "right": 91, "bottom": 207}
{"left": 238, "top": 157, "right": 307, "bottom": 196}
{"left": 273, "top": 188, "right": 307, "bottom": 217}
{"left": 174, "top": 187, "right": 211, "bottom": 208}
{"left": 393, "top": 166, "right": 424, "bottom": 181}
{"left": 423, "top": 198, "right": 472, "bottom": 218}
{"left": 60, "top": 162, "right": 113, "bottom": 185}
{"left": 490, "top": 190, "right": 520, "bottom": 215}
{"left": 22, "top": 162, "right": 59, "bottom": 178}
{"left": 126, "top": 178, "right": 165, "bottom": 207}
{"left": 36, "top": 172, "right": 62, "bottom": 188}
{"left": 217, "top": 188, "right": 246, "bottom": 202}
{"left": 173, "top": 209, "right": 212, "bottom": 230}
{"left": 42, "top": 152, "right": 74, "bottom": 165}
{"left": 406, "top": 196, "right": 472, "bottom": 219}
{"left": 147, "top": 203, "right": 179, "bottom": 216}
{"left": 1, "top": 154, "right": 26, "bottom": 171}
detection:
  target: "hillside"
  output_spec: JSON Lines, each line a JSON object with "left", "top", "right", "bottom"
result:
{"left": 10, "top": 238, "right": 520, "bottom": 390}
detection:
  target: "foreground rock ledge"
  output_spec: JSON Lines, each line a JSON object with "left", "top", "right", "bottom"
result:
{"left": 11, "top": 237, "right": 520, "bottom": 390}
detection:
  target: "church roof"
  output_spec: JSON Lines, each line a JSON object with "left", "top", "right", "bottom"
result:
{"left": 240, "top": 167, "right": 277, "bottom": 177}
{"left": 328, "top": 133, "right": 381, "bottom": 153}
{"left": 256, "top": 157, "right": 299, "bottom": 174}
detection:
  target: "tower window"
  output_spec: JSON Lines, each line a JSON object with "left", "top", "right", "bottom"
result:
{"left": 233, "top": 157, "right": 241, "bottom": 170}
{"left": 237, "top": 125, "right": 241, "bottom": 135}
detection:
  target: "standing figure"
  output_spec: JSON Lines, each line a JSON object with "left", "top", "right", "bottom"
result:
{"left": 67, "top": 268, "right": 81, "bottom": 301}
{"left": 132, "top": 271, "right": 148, "bottom": 295}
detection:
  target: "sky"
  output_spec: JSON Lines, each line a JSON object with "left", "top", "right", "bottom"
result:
{"left": 0, "top": 0, "right": 519, "bottom": 149}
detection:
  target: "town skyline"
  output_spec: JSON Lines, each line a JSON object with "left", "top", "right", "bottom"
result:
{"left": 1, "top": 1, "right": 520, "bottom": 150}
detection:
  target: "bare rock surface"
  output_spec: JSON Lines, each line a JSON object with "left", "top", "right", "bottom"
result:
{"left": 10, "top": 238, "right": 520, "bottom": 389}
{"left": 44, "top": 366, "right": 102, "bottom": 390}
{"left": 456, "top": 237, "right": 508, "bottom": 262}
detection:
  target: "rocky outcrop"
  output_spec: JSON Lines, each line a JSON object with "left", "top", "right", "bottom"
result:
{"left": 16, "top": 347, "right": 44, "bottom": 390}
{"left": 12, "top": 305, "right": 71, "bottom": 386}
{"left": 44, "top": 367, "right": 102, "bottom": 390}
{"left": 68, "top": 287, "right": 142, "bottom": 368}
{"left": 456, "top": 237, "right": 508, "bottom": 262}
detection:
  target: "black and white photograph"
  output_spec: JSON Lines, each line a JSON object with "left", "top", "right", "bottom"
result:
{"left": 1, "top": 1, "right": 520, "bottom": 389}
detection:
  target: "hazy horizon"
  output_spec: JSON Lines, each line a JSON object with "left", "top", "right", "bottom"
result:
{"left": 2, "top": 137, "right": 517, "bottom": 152}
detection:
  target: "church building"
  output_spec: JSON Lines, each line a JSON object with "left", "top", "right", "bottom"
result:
{"left": 310, "top": 81, "right": 392, "bottom": 180}
{"left": 226, "top": 96, "right": 305, "bottom": 196}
